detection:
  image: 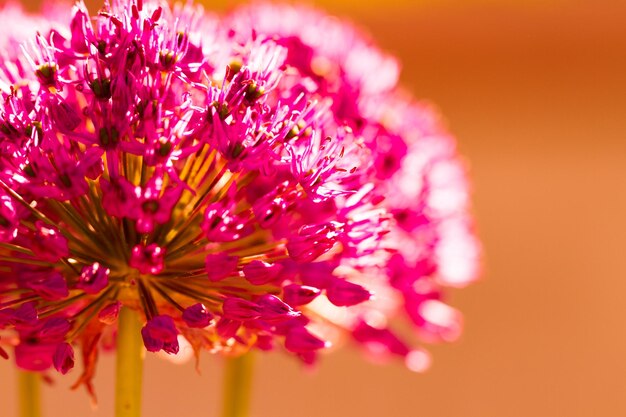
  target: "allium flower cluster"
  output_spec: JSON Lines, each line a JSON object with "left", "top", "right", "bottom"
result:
{"left": 0, "top": 0, "right": 479, "bottom": 390}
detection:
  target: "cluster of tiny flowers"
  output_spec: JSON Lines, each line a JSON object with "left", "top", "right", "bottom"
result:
{"left": 0, "top": 0, "right": 479, "bottom": 391}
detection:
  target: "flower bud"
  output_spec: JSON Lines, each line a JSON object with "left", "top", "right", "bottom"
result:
{"left": 76, "top": 263, "right": 110, "bottom": 294}
{"left": 222, "top": 298, "right": 261, "bottom": 321}
{"left": 141, "top": 315, "right": 179, "bottom": 354}
{"left": 284, "top": 326, "right": 328, "bottom": 353}
{"left": 243, "top": 261, "right": 283, "bottom": 285}
{"left": 31, "top": 221, "right": 69, "bottom": 263}
{"left": 326, "top": 279, "right": 372, "bottom": 307}
{"left": 53, "top": 342, "right": 75, "bottom": 374}
{"left": 283, "top": 284, "right": 321, "bottom": 306}
{"left": 130, "top": 243, "right": 165, "bottom": 275}
{"left": 257, "top": 295, "right": 300, "bottom": 322}
{"left": 205, "top": 253, "right": 239, "bottom": 281}
{"left": 182, "top": 303, "right": 213, "bottom": 328}
{"left": 216, "top": 318, "right": 241, "bottom": 338}
{"left": 98, "top": 301, "right": 121, "bottom": 325}
{"left": 24, "top": 271, "right": 69, "bottom": 301}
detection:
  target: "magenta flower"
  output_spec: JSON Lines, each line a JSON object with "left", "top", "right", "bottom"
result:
{"left": 0, "top": 0, "right": 479, "bottom": 399}
{"left": 141, "top": 315, "right": 179, "bottom": 354}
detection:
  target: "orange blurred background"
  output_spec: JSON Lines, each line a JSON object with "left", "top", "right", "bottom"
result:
{"left": 1, "top": 0, "right": 626, "bottom": 416}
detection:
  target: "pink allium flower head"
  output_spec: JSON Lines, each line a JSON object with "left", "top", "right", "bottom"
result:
{"left": 0, "top": 0, "right": 479, "bottom": 391}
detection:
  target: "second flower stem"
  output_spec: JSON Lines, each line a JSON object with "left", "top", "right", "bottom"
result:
{"left": 115, "top": 307, "right": 144, "bottom": 417}
{"left": 222, "top": 353, "right": 254, "bottom": 417}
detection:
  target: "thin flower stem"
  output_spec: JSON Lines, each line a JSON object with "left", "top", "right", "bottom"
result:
{"left": 222, "top": 353, "right": 254, "bottom": 417}
{"left": 115, "top": 307, "right": 144, "bottom": 417}
{"left": 18, "top": 370, "right": 41, "bottom": 417}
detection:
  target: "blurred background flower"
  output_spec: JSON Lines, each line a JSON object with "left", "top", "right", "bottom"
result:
{"left": 1, "top": 0, "right": 625, "bottom": 416}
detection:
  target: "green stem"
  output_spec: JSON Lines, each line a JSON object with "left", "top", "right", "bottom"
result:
{"left": 18, "top": 371, "right": 41, "bottom": 417}
{"left": 222, "top": 353, "right": 254, "bottom": 417}
{"left": 115, "top": 307, "right": 144, "bottom": 417}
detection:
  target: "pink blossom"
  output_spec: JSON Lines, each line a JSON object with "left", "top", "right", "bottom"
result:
{"left": 182, "top": 303, "right": 213, "bottom": 328}
{"left": 283, "top": 284, "right": 321, "bottom": 307}
{"left": 326, "top": 278, "right": 372, "bottom": 307}
{"left": 98, "top": 301, "right": 122, "bottom": 325}
{"left": 243, "top": 260, "right": 283, "bottom": 285}
{"left": 53, "top": 342, "right": 75, "bottom": 374}
{"left": 205, "top": 252, "right": 239, "bottom": 281}
{"left": 0, "top": 0, "right": 479, "bottom": 385}
{"left": 285, "top": 327, "right": 328, "bottom": 353}
{"left": 76, "top": 263, "right": 110, "bottom": 294}
{"left": 141, "top": 315, "right": 179, "bottom": 354}
{"left": 130, "top": 243, "right": 165, "bottom": 275}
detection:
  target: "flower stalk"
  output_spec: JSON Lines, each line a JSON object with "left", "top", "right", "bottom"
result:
{"left": 115, "top": 307, "right": 144, "bottom": 417}
{"left": 222, "top": 353, "right": 254, "bottom": 417}
{"left": 18, "top": 370, "right": 41, "bottom": 417}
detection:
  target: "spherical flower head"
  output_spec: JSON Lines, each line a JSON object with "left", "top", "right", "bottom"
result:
{"left": 0, "top": 0, "right": 479, "bottom": 393}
